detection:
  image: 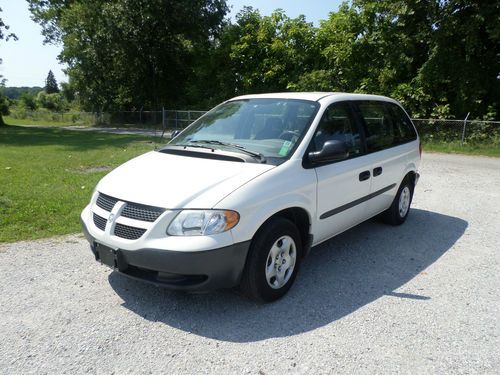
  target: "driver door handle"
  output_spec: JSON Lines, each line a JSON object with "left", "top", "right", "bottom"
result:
{"left": 359, "top": 170, "right": 371, "bottom": 181}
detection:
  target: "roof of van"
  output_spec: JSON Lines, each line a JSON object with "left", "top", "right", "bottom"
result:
{"left": 230, "top": 92, "right": 396, "bottom": 103}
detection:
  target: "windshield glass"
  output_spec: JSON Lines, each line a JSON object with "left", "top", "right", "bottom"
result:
{"left": 169, "top": 99, "right": 319, "bottom": 160}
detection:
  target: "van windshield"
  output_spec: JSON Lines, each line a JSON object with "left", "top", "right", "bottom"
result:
{"left": 169, "top": 99, "right": 319, "bottom": 161}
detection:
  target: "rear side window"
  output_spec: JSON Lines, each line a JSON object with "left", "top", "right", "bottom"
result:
{"left": 356, "top": 101, "right": 417, "bottom": 152}
{"left": 387, "top": 102, "right": 417, "bottom": 144}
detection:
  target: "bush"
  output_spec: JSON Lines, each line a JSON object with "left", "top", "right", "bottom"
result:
{"left": 36, "top": 91, "right": 68, "bottom": 111}
{"left": 19, "top": 93, "right": 38, "bottom": 110}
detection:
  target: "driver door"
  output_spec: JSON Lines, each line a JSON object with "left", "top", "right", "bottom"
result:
{"left": 312, "top": 102, "right": 372, "bottom": 243}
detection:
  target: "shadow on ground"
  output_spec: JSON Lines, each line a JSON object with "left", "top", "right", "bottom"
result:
{"left": 109, "top": 209, "right": 467, "bottom": 342}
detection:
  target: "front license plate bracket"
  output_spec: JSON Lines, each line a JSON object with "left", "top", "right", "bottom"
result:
{"left": 96, "top": 243, "right": 116, "bottom": 269}
{"left": 95, "top": 243, "right": 128, "bottom": 271}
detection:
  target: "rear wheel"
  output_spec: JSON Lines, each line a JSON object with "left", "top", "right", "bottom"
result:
{"left": 382, "top": 177, "right": 414, "bottom": 225}
{"left": 240, "top": 217, "right": 302, "bottom": 302}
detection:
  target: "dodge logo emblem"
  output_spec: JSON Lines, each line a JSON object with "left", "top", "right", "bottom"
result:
{"left": 108, "top": 213, "right": 115, "bottom": 222}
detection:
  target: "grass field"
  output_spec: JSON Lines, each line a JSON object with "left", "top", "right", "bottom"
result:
{"left": 422, "top": 140, "right": 500, "bottom": 157}
{"left": 0, "top": 124, "right": 161, "bottom": 243}
{"left": 3, "top": 113, "right": 93, "bottom": 127}
{"left": 4, "top": 116, "right": 68, "bottom": 127}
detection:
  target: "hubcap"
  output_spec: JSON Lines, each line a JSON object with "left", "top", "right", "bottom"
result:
{"left": 265, "top": 235, "right": 297, "bottom": 289}
{"left": 399, "top": 186, "right": 411, "bottom": 217}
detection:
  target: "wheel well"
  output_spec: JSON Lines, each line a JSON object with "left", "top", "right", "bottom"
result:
{"left": 269, "top": 207, "right": 311, "bottom": 257}
{"left": 406, "top": 171, "right": 417, "bottom": 187}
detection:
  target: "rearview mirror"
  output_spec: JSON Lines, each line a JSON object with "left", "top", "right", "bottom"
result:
{"left": 308, "top": 140, "right": 349, "bottom": 164}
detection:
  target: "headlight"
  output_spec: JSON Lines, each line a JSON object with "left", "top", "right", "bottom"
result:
{"left": 167, "top": 210, "right": 239, "bottom": 236}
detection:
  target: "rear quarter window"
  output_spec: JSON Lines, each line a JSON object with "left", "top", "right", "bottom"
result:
{"left": 386, "top": 102, "right": 417, "bottom": 144}
{"left": 356, "top": 101, "right": 417, "bottom": 153}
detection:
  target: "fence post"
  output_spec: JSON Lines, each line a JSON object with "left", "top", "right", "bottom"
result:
{"left": 461, "top": 112, "right": 470, "bottom": 146}
{"left": 160, "top": 107, "right": 166, "bottom": 141}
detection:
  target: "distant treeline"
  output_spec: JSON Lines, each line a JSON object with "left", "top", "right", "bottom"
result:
{"left": 27, "top": 0, "right": 499, "bottom": 119}
{"left": 1, "top": 87, "right": 43, "bottom": 100}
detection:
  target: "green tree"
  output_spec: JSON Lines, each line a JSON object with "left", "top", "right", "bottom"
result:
{"left": 0, "top": 7, "right": 17, "bottom": 125}
{"left": 312, "top": 0, "right": 499, "bottom": 119}
{"left": 45, "top": 70, "right": 59, "bottom": 94}
{"left": 219, "top": 7, "right": 318, "bottom": 95}
{"left": 292, "top": 3, "right": 363, "bottom": 92}
{"left": 416, "top": 0, "right": 500, "bottom": 118}
{"left": 28, "top": 0, "right": 228, "bottom": 110}
{"left": 0, "top": 92, "right": 9, "bottom": 117}
{"left": 310, "top": 1, "right": 438, "bottom": 115}
{"left": 60, "top": 81, "right": 76, "bottom": 103}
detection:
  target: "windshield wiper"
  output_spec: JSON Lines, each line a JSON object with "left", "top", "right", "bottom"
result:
{"left": 190, "top": 140, "right": 267, "bottom": 163}
{"left": 171, "top": 143, "right": 214, "bottom": 150}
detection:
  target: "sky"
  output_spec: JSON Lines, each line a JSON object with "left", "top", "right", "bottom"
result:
{"left": 0, "top": 0, "right": 343, "bottom": 87}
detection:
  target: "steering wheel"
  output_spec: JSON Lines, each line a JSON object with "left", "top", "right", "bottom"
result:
{"left": 279, "top": 130, "right": 299, "bottom": 142}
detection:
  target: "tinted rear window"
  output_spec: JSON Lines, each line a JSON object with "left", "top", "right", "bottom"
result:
{"left": 356, "top": 101, "right": 417, "bottom": 152}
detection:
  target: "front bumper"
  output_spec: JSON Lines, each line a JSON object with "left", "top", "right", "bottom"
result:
{"left": 81, "top": 217, "right": 250, "bottom": 291}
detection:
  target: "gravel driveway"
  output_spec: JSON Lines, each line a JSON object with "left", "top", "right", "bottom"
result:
{"left": 1, "top": 153, "right": 499, "bottom": 374}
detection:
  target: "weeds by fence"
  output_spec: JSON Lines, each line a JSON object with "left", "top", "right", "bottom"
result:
{"left": 8, "top": 109, "right": 206, "bottom": 129}
{"left": 8, "top": 109, "right": 97, "bottom": 126}
{"left": 412, "top": 119, "right": 500, "bottom": 146}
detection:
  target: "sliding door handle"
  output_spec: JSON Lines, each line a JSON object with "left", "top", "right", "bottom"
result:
{"left": 373, "top": 166, "right": 383, "bottom": 176}
{"left": 359, "top": 170, "right": 371, "bottom": 181}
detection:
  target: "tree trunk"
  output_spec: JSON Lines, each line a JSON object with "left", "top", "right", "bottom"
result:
{"left": 0, "top": 114, "right": 5, "bottom": 126}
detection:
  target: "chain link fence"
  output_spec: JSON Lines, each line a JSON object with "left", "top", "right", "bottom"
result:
{"left": 8, "top": 108, "right": 500, "bottom": 145}
{"left": 412, "top": 118, "right": 500, "bottom": 145}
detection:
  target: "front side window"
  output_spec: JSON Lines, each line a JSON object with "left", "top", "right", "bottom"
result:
{"left": 311, "top": 102, "right": 362, "bottom": 158}
{"left": 169, "top": 99, "right": 319, "bottom": 161}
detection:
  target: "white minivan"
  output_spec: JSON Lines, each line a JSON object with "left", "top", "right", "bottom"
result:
{"left": 81, "top": 92, "right": 421, "bottom": 302}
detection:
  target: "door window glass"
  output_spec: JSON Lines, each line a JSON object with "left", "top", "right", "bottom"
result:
{"left": 312, "top": 103, "right": 362, "bottom": 158}
{"left": 356, "top": 101, "right": 394, "bottom": 152}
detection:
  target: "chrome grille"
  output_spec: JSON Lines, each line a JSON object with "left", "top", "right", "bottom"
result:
{"left": 114, "top": 223, "right": 147, "bottom": 240}
{"left": 96, "top": 193, "right": 118, "bottom": 212}
{"left": 121, "top": 203, "right": 164, "bottom": 222}
{"left": 93, "top": 213, "right": 107, "bottom": 231}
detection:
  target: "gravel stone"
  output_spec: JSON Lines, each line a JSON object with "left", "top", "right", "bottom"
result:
{"left": 0, "top": 152, "right": 499, "bottom": 374}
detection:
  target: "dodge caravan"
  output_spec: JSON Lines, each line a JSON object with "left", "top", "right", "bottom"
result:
{"left": 81, "top": 92, "right": 421, "bottom": 302}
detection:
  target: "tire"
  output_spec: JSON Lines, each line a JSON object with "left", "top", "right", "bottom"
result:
{"left": 382, "top": 177, "right": 414, "bottom": 226}
{"left": 240, "top": 217, "right": 302, "bottom": 303}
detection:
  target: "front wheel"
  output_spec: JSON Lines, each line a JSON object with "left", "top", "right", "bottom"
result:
{"left": 382, "top": 177, "right": 414, "bottom": 225}
{"left": 240, "top": 217, "right": 302, "bottom": 302}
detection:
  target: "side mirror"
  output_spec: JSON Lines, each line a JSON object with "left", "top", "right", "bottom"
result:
{"left": 170, "top": 130, "right": 181, "bottom": 139}
{"left": 308, "top": 140, "right": 349, "bottom": 164}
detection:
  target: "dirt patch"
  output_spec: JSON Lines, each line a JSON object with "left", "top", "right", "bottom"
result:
{"left": 70, "top": 166, "right": 112, "bottom": 174}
